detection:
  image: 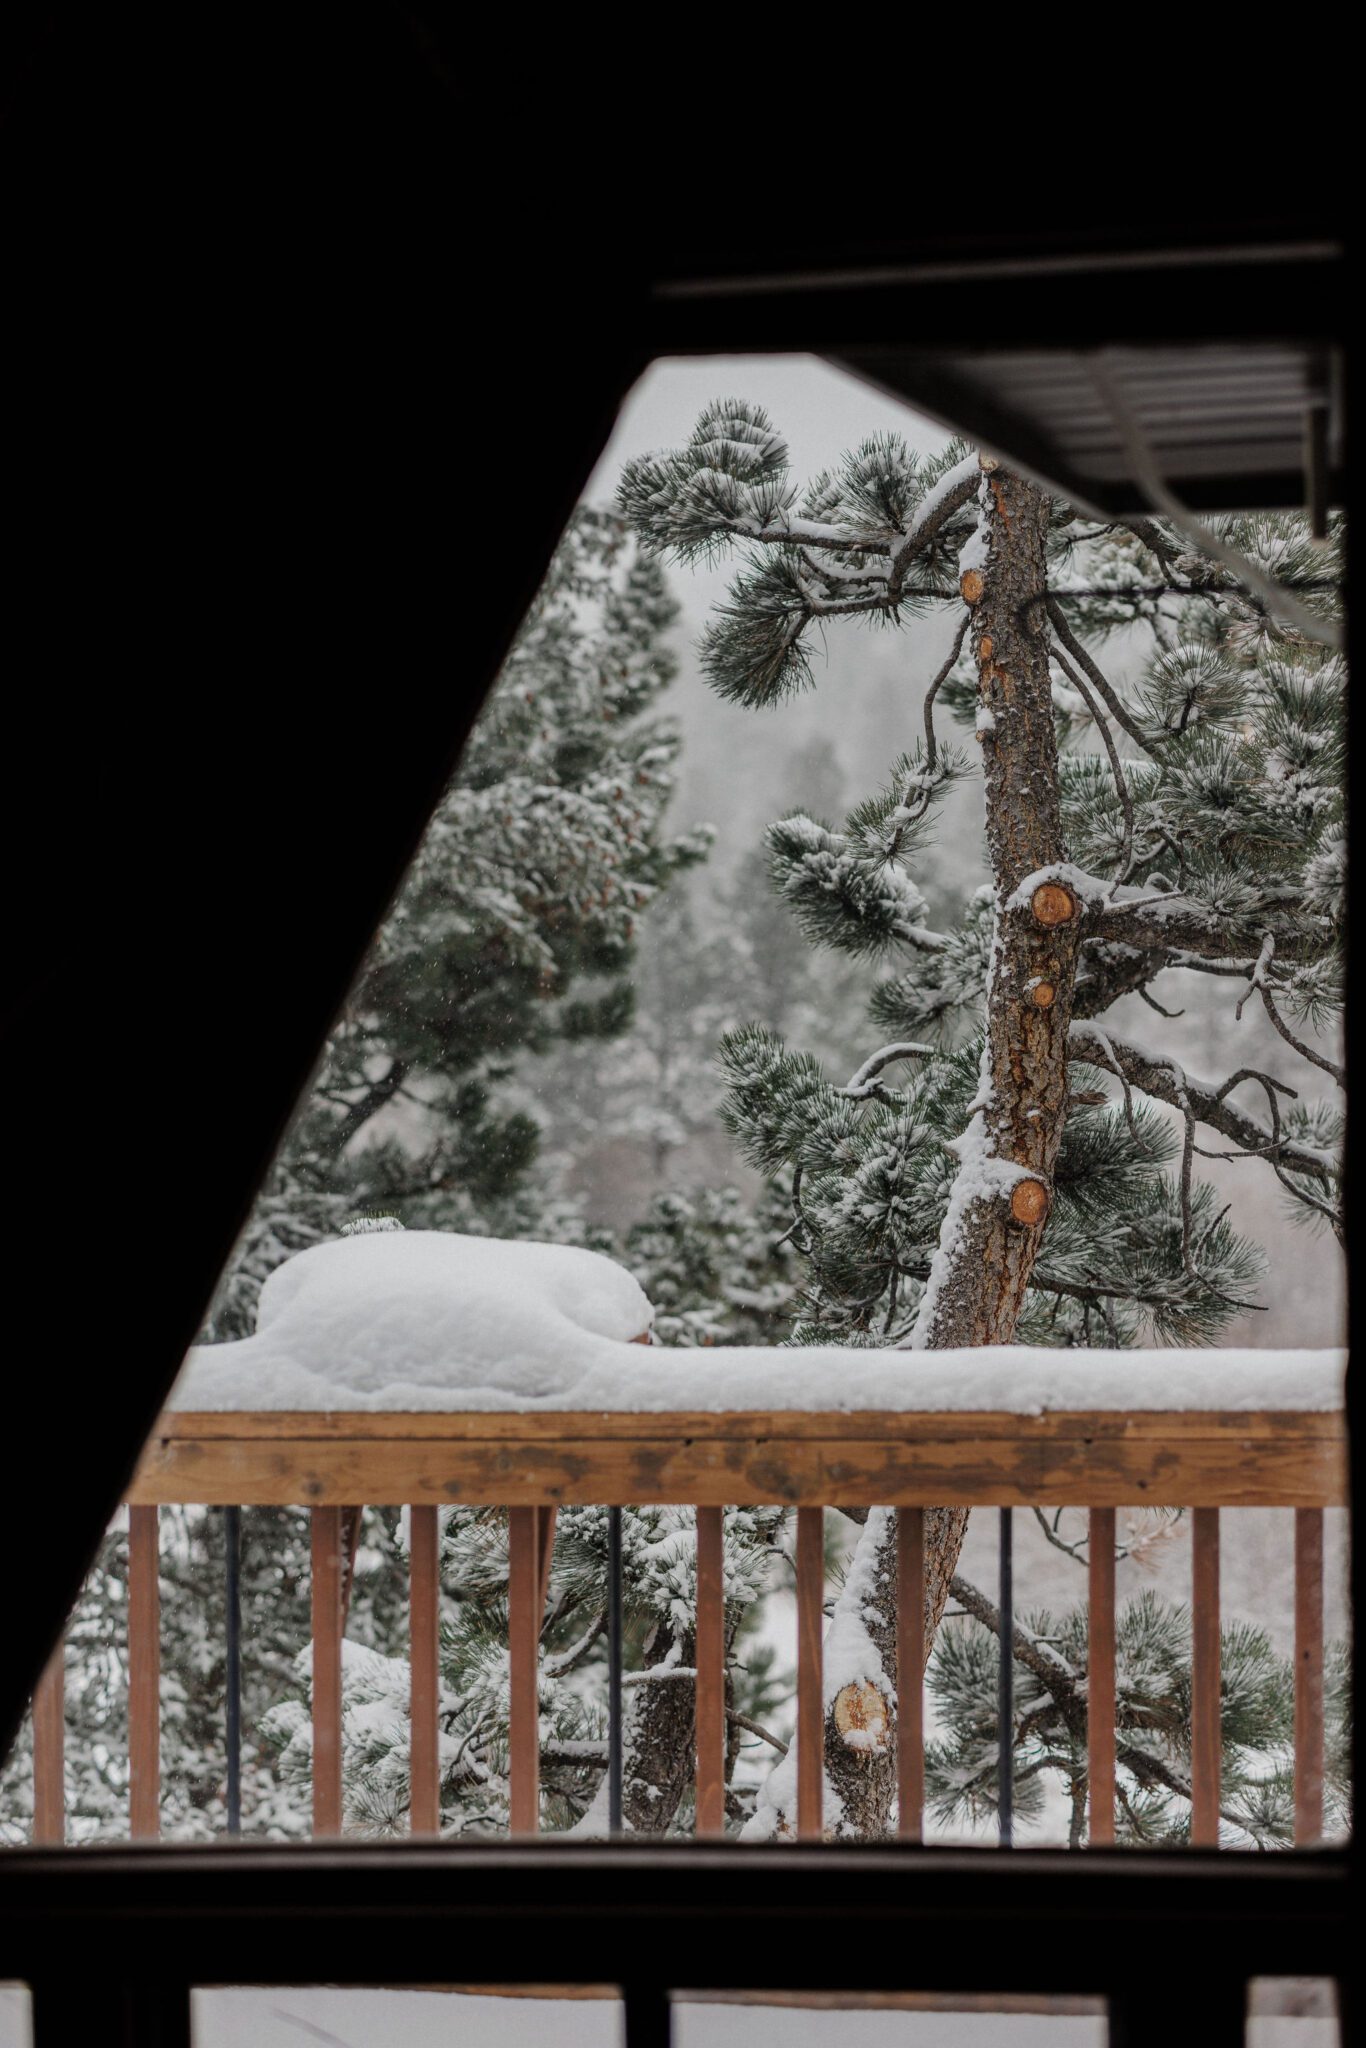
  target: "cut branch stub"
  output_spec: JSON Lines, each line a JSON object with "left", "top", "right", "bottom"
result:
{"left": 1010, "top": 1179, "right": 1050, "bottom": 1227}
{"left": 1030, "top": 980, "right": 1056, "bottom": 1009}
{"left": 833, "top": 1680, "right": 891, "bottom": 1753}
{"left": 1031, "top": 882, "right": 1077, "bottom": 928}
{"left": 960, "top": 568, "right": 985, "bottom": 606}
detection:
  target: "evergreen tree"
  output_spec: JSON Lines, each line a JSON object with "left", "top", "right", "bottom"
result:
{"left": 254, "top": 1497, "right": 792, "bottom": 1838}
{"left": 531, "top": 738, "right": 866, "bottom": 1205}
{"left": 210, "top": 505, "right": 710, "bottom": 1340}
{"left": 619, "top": 400, "right": 1344, "bottom": 1837}
{"left": 1, "top": 510, "right": 727, "bottom": 1844}
{"left": 930, "top": 1557, "right": 1352, "bottom": 1849}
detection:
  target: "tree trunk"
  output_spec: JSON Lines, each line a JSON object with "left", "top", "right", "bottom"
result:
{"left": 622, "top": 1507, "right": 784, "bottom": 1834}
{"left": 620, "top": 1623, "right": 709, "bottom": 1833}
{"left": 912, "top": 464, "right": 1079, "bottom": 1349}
{"left": 781, "top": 465, "right": 1081, "bottom": 1838}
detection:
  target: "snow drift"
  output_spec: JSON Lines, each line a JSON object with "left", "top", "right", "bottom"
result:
{"left": 170, "top": 1231, "right": 1346, "bottom": 1415}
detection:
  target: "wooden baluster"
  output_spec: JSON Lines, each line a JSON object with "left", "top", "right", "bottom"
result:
{"left": 311, "top": 1505, "right": 344, "bottom": 1836}
{"left": 409, "top": 1504, "right": 440, "bottom": 1836}
{"left": 1294, "top": 1506, "right": 1325, "bottom": 1847}
{"left": 535, "top": 1504, "right": 558, "bottom": 1618}
{"left": 1190, "top": 1506, "right": 1221, "bottom": 1847}
{"left": 32, "top": 1636, "right": 66, "bottom": 1845}
{"left": 695, "top": 1506, "right": 726, "bottom": 1838}
{"left": 508, "top": 1505, "right": 540, "bottom": 1834}
{"left": 796, "top": 1506, "right": 824, "bottom": 1842}
{"left": 128, "top": 1504, "right": 161, "bottom": 1840}
{"left": 896, "top": 1507, "right": 924, "bottom": 1843}
{"left": 1087, "top": 1507, "right": 1116, "bottom": 1846}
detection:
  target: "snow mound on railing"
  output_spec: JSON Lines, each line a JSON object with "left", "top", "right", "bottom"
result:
{"left": 171, "top": 1229, "right": 1346, "bottom": 1413}
{"left": 172, "top": 1231, "right": 654, "bottom": 1410}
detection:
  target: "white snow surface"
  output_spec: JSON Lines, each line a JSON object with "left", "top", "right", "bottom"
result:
{"left": 170, "top": 1231, "right": 1347, "bottom": 1415}
{"left": 180, "top": 1987, "right": 1114, "bottom": 2048}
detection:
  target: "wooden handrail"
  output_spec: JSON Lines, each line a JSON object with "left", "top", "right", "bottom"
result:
{"left": 127, "top": 1406, "right": 1346, "bottom": 1508}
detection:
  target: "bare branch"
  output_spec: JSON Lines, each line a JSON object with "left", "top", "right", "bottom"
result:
{"left": 921, "top": 610, "right": 971, "bottom": 780}
{"left": 728, "top": 1710, "right": 789, "bottom": 1757}
{"left": 543, "top": 1610, "right": 606, "bottom": 1677}
{"left": 1046, "top": 596, "right": 1163, "bottom": 756}
{"left": 1091, "top": 894, "right": 1327, "bottom": 965}
{"left": 1030, "top": 1506, "right": 1090, "bottom": 1566}
{"left": 1236, "top": 933, "right": 1345, "bottom": 1090}
{"left": 1050, "top": 639, "right": 1137, "bottom": 885}
{"left": 1068, "top": 1022, "right": 1337, "bottom": 1195}
{"left": 1138, "top": 985, "right": 1185, "bottom": 1019}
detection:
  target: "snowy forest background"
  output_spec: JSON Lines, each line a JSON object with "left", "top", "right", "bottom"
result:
{"left": 0, "top": 356, "right": 1348, "bottom": 1850}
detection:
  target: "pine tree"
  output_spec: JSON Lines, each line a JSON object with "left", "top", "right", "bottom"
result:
{"left": 531, "top": 733, "right": 866, "bottom": 1206}
{"left": 619, "top": 399, "right": 1344, "bottom": 1837}
{"left": 930, "top": 1554, "right": 1351, "bottom": 1849}
{"left": 209, "top": 505, "right": 710, "bottom": 1339}
{"left": 1, "top": 509, "right": 727, "bottom": 1844}
{"left": 257, "top": 1500, "right": 791, "bottom": 1838}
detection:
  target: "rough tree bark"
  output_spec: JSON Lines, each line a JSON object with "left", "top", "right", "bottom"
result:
{"left": 913, "top": 464, "right": 1080, "bottom": 1349}
{"left": 621, "top": 1644, "right": 703, "bottom": 1833}
{"left": 620, "top": 1508, "right": 784, "bottom": 1834}
{"left": 809, "top": 464, "right": 1083, "bottom": 1837}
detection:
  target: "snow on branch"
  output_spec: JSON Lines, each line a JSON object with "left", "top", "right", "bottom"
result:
{"left": 1001, "top": 861, "right": 1331, "bottom": 968}
{"left": 838, "top": 1041, "right": 936, "bottom": 1100}
{"left": 1069, "top": 1022, "right": 1341, "bottom": 1237}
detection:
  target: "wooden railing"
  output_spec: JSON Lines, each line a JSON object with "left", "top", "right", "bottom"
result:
{"left": 28, "top": 1402, "right": 1347, "bottom": 1848}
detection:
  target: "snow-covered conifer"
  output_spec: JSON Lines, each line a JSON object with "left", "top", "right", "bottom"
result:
{"left": 621, "top": 400, "right": 1344, "bottom": 1837}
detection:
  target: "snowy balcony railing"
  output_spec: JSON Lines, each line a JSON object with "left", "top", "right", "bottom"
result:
{"left": 27, "top": 1392, "right": 1345, "bottom": 1850}
{"left": 23, "top": 1235, "right": 1349, "bottom": 1849}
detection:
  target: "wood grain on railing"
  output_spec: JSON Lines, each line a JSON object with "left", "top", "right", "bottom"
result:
{"left": 896, "top": 1507, "right": 924, "bottom": 1843}
{"left": 128, "top": 1504, "right": 161, "bottom": 1840}
{"left": 310, "top": 1505, "right": 343, "bottom": 1836}
{"left": 128, "top": 1407, "right": 1346, "bottom": 1508}
{"left": 1190, "top": 1506, "right": 1221, "bottom": 1847}
{"left": 1294, "top": 1505, "right": 1325, "bottom": 1847}
{"left": 695, "top": 1506, "right": 726, "bottom": 1838}
{"left": 796, "top": 1506, "right": 824, "bottom": 1842}
{"left": 409, "top": 1504, "right": 440, "bottom": 1836}
{"left": 1087, "top": 1506, "right": 1116, "bottom": 1846}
